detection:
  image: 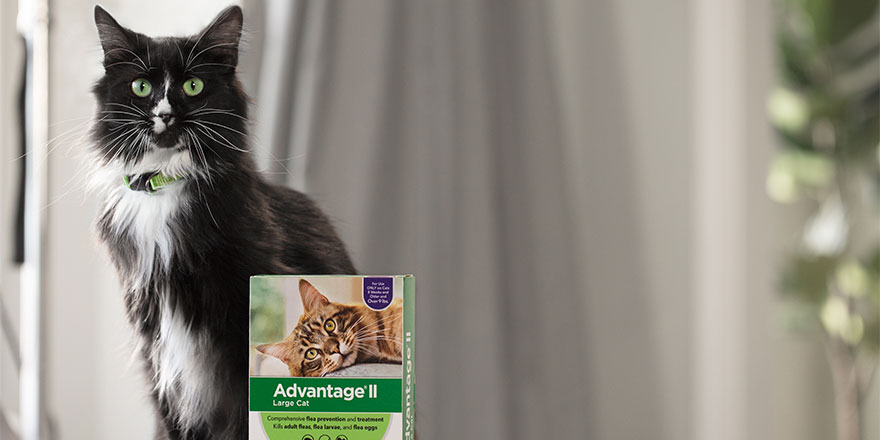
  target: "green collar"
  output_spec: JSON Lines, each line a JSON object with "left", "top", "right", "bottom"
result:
{"left": 123, "top": 172, "right": 183, "bottom": 194}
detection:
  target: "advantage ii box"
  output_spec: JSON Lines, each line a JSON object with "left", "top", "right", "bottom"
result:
{"left": 249, "top": 275, "right": 415, "bottom": 440}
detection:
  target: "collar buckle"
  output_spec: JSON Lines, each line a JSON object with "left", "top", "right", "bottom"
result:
{"left": 123, "top": 172, "right": 181, "bottom": 194}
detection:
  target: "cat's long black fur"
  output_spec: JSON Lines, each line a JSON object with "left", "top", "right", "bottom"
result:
{"left": 91, "top": 6, "right": 355, "bottom": 439}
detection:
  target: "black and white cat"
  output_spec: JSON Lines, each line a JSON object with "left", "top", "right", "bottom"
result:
{"left": 90, "top": 6, "right": 355, "bottom": 439}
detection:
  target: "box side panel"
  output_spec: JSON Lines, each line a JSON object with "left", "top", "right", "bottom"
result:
{"left": 403, "top": 276, "right": 415, "bottom": 439}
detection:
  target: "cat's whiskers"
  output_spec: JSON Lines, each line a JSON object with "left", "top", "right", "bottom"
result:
{"left": 196, "top": 119, "right": 247, "bottom": 137}
{"left": 105, "top": 102, "right": 148, "bottom": 116}
{"left": 174, "top": 40, "right": 185, "bottom": 65}
{"left": 101, "top": 118, "right": 142, "bottom": 124}
{"left": 355, "top": 330, "right": 396, "bottom": 340}
{"left": 345, "top": 315, "right": 367, "bottom": 332}
{"left": 42, "top": 121, "right": 96, "bottom": 160}
{"left": 116, "top": 103, "right": 148, "bottom": 116}
{"left": 351, "top": 342, "right": 387, "bottom": 360}
{"left": 354, "top": 342, "right": 384, "bottom": 355}
{"left": 184, "top": 129, "right": 222, "bottom": 230}
{"left": 118, "top": 128, "right": 147, "bottom": 165}
{"left": 183, "top": 128, "right": 206, "bottom": 171}
{"left": 103, "top": 127, "right": 142, "bottom": 164}
{"left": 38, "top": 118, "right": 106, "bottom": 208}
{"left": 353, "top": 333, "right": 397, "bottom": 346}
{"left": 355, "top": 335, "right": 398, "bottom": 342}
{"left": 356, "top": 313, "right": 404, "bottom": 328}
{"left": 319, "top": 361, "right": 335, "bottom": 378}
{"left": 93, "top": 129, "right": 128, "bottom": 145}
{"left": 189, "top": 120, "right": 244, "bottom": 144}
{"left": 184, "top": 107, "right": 296, "bottom": 179}
{"left": 353, "top": 330, "right": 393, "bottom": 345}
{"left": 100, "top": 110, "right": 144, "bottom": 119}
{"left": 102, "top": 47, "right": 150, "bottom": 72}
{"left": 12, "top": 117, "right": 100, "bottom": 162}
{"left": 354, "top": 316, "right": 403, "bottom": 336}
{"left": 355, "top": 313, "right": 404, "bottom": 329}
{"left": 189, "top": 123, "right": 248, "bottom": 153}
{"left": 193, "top": 130, "right": 214, "bottom": 175}
{"left": 186, "top": 107, "right": 246, "bottom": 119}
{"left": 189, "top": 62, "right": 238, "bottom": 72}
{"left": 43, "top": 164, "right": 92, "bottom": 210}
{"left": 135, "top": 128, "right": 153, "bottom": 161}
{"left": 186, "top": 126, "right": 220, "bottom": 188}
{"left": 122, "top": 127, "right": 150, "bottom": 164}
{"left": 103, "top": 60, "right": 150, "bottom": 70}
{"left": 47, "top": 114, "right": 95, "bottom": 128}
{"left": 98, "top": 131, "right": 131, "bottom": 162}
{"left": 103, "top": 121, "right": 147, "bottom": 135}
{"left": 185, "top": 42, "right": 238, "bottom": 70}
{"left": 183, "top": 28, "right": 211, "bottom": 69}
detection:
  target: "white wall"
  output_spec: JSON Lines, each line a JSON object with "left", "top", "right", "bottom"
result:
{"left": 0, "top": 0, "right": 24, "bottom": 432}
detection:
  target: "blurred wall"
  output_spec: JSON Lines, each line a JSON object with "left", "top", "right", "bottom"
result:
{"left": 0, "top": 0, "right": 24, "bottom": 429}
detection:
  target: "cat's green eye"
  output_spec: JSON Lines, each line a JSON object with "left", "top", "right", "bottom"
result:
{"left": 305, "top": 348, "right": 319, "bottom": 360}
{"left": 183, "top": 77, "right": 204, "bottom": 96}
{"left": 323, "top": 319, "right": 336, "bottom": 333}
{"left": 131, "top": 78, "right": 152, "bottom": 98}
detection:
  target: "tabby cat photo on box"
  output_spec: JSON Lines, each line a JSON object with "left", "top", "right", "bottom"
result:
{"left": 251, "top": 277, "right": 403, "bottom": 378}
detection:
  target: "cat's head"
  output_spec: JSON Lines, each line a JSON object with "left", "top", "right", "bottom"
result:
{"left": 91, "top": 5, "right": 247, "bottom": 175}
{"left": 256, "top": 280, "right": 363, "bottom": 377}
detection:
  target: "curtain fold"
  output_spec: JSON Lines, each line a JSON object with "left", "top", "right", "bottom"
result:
{"left": 242, "top": 1, "right": 659, "bottom": 438}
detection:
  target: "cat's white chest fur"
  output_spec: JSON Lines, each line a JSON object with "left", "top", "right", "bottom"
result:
{"left": 99, "top": 148, "right": 193, "bottom": 289}
{"left": 153, "top": 297, "right": 217, "bottom": 429}
{"left": 98, "top": 148, "right": 217, "bottom": 428}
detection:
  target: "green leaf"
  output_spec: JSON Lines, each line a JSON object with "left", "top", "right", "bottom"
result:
{"left": 249, "top": 278, "right": 286, "bottom": 344}
{"left": 780, "top": 254, "right": 838, "bottom": 304}
{"left": 767, "top": 150, "right": 836, "bottom": 202}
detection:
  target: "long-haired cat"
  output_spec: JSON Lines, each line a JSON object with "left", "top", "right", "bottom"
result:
{"left": 256, "top": 280, "right": 402, "bottom": 377}
{"left": 90, "top": 6, "right": 355, "bottom": 439}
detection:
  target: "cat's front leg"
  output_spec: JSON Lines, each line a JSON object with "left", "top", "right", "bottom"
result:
{"left": 147, "top": 384, "right": 184, "bottom": 440}
{"left": 152, "top": 416, "right": 172, "bottom": 440}
{"left": 151, "top": 409, "right": 181, "bottom": 440}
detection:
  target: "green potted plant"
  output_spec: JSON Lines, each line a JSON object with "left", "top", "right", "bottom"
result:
{"left": 768, "top": 1, "right": 879, "bottom": 439}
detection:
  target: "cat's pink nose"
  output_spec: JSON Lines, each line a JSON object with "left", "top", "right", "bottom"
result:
{"left": 326, "top": 341, "right": 341, "bottom": 354}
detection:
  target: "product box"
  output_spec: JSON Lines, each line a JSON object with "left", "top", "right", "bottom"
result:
{"left": 249, "top": 275, "right": 415, "bottom": 440}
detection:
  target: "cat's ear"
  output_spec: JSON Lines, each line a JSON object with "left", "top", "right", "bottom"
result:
{"left": 195, "top": 5, "right": 244, "bottom": 67}
{"left": 255, "top": 343, "right": 291, "bottom": 363}
{"left": 94, "top": 6, "right": 135, "bottom": 63}
{"left": 299, "top": 280, "right": 330, "bottom": 312}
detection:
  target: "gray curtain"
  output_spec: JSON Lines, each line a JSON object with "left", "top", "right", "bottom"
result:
{"left": 240, "top": 1, "right": 660, "bottom": 438}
